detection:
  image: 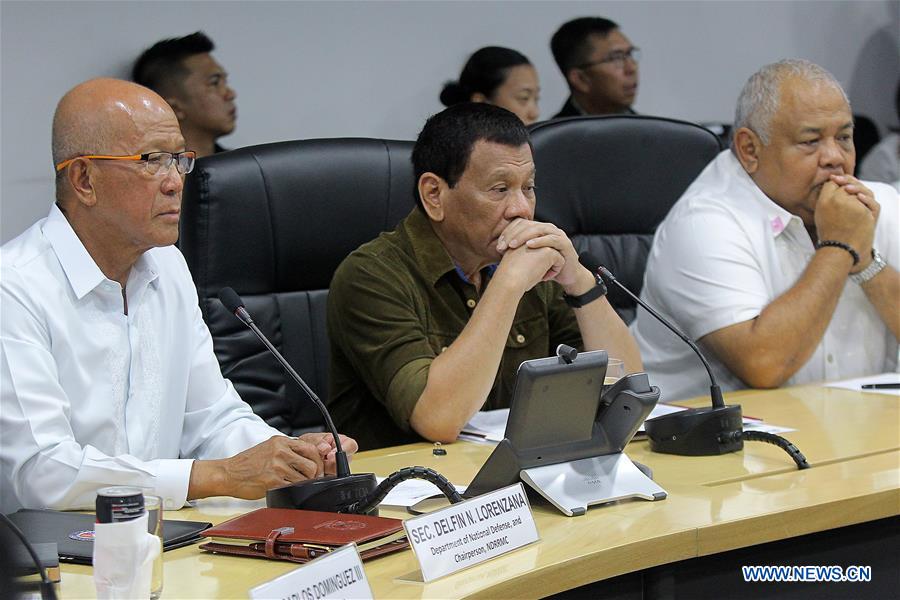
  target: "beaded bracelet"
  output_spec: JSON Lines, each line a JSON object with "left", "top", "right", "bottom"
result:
{"left": 815, "top": 240, "right": 860, "bottom": 266}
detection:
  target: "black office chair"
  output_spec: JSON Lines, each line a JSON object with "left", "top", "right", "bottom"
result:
{"left": 699, "top": 121, "right": 733, "bottom": 148}
{"left": 853, "top": 114, "right": 881, "bottom": 174}
{"left": 529, "top": 115, "right": 722, "bottom": 323}
{"left": 180, "top": 139, "right": 415, "bottom": 435}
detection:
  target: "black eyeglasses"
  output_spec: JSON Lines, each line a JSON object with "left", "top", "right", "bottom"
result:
{"left": 575, "top": 47, "right": 641, "bottom": 70}
{"left": 55, "top": 151, "right": 197, "bottom": 175}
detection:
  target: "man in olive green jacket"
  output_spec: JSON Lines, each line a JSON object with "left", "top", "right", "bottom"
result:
{"left": 328, "top": 104, "right": 642, "bottom": 450}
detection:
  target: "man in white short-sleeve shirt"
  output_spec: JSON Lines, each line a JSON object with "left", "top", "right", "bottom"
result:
{"left": 0, "top": 79, "right": 356, "bottom": 514}
{"left": 633, "top": 60, "right": 899, "bottom": 402}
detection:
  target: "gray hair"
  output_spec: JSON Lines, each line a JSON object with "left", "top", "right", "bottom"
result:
{"left": 733, "top": 59, "right": 850, "bottom": 145}
{"left": 52, "top": 112, "right": 98, "bottom": 168}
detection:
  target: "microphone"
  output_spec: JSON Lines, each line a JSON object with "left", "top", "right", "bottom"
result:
{"left": 217, "top": 287, "right": 377, "bottom": 512}
{"left": 577, "top": 253, "right": 743, "bottom": 456}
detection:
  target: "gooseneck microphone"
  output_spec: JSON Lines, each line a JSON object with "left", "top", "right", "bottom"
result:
{"left": 217, "top": 287, "right": 378, "bottom": 511}
{"left": 578, "top": 253, "right": 808, "bottom": 468}
{"left": 218, "top": 287, "right": 351, "bottom": 476}
{"left": 578, "top": 253, "right": 743, "bottom": 456}
{"left": 579, "top": 255, "right": 726, "bottom": 409}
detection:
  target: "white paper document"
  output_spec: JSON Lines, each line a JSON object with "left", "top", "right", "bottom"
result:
{"left": 741, "top": 420, "right": 796, "bottom": 435}
{"left": 376, "top": 477, "right": 467, "bottom": 508}
{"left": 637, "top": 405, "right": 794, "bottom": 434}
{"left": 458, "top": 409, "right": 509, "bottom": 443}
{"left": 459, "top": 408, "right": 509, "bottom": 443}
{"left": 824, "top": 372, "right": 900, "bottom": 397}
{"left": 637, "top": 403, "right": 687, "bottom": 433}
{"left": 461, "top": 402, "right": 796, "bottom": 442}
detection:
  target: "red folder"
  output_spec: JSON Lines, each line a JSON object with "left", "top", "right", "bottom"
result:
{"left": 199, "top": 508, "right": 409, "bottom": 563}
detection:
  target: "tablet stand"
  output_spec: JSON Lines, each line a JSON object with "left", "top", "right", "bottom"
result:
{"left": 520, "top": 453, "right": 666, "bottom": 517}
{"left": 465, "top": 350, "right": 667, "bottom": 516}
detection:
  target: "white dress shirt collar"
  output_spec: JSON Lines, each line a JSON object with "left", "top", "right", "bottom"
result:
{"left": 41, "top": 203, "right": 160, "bottom": 299}
{"left": 723, "top": 151, "right": 803, "bottom": 240}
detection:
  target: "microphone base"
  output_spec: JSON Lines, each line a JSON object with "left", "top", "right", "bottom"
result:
{"left": 645, "top": 405, "right": 743, "bottom": 456}
{"left": 266, "top": 473, "right": 378, "bottom": 515}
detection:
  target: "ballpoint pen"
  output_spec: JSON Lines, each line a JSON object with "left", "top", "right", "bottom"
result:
{"left": 861, "top": 383, "right": 900, "bottom": 390}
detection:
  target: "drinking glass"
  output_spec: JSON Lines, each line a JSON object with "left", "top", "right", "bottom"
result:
{"left": 144, "top": 495, "right": 164, "bottom": 599}
{"left": 601, "top": 358, "right": 626, "bottom": 397}
{"left": 605, "top": 358, "right": 625, "bottom": 385}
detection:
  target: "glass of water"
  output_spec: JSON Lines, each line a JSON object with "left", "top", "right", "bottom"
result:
{"left": 605, "top": 358, "right": 625, "bottom": 385}
{"left": 602, "top": 358, "right": 626, "bottom": 397}
{"left": 144, "top": 495, "right": 164, "bottom": 599}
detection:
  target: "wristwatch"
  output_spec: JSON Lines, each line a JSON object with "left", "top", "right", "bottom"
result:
{"left": 849, "top": 249, "right": 887, "bottom": 285}
{"left": 563, "top": 275, "right": 607, "bottom": 308}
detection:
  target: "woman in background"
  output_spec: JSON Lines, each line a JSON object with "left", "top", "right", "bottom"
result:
{"left": 441, "top": 46, "right": 540, "bottom": 125}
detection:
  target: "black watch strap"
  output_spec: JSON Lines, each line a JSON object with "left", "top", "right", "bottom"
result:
{"left": 563, "top": 276, "right": 607, "bottom": 308}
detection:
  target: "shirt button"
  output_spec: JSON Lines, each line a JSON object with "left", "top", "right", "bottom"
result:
{"left": 515, "top": 334, "right": 526, "bottom": 344}
{"left": 466, "top": 299, "right": 477, "bottom": 308}
{"left": 441, "top": 346, "right": 448, "bottom": 353}
{"left": 827, "top": 354, "right": 834, "bottom": 363}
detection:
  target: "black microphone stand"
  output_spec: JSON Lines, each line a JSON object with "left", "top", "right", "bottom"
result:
{"left": 218, "top": 288, "right": 378, "bottom": 513}
{"left": 218, "top": 288, "right": 469, "bottom": 513}
{"left": 577, "top": 255, "right": 808, "bottom": 467}
{"left": 588, "top": 261, "right": 744, "bottom": 455}
{"left": 599, "top": 268, "right": 808, "bottom": 466}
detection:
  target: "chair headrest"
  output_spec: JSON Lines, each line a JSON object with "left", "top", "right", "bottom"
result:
{"left": 180, "top": 138, "right": 416, "bottom": 298}
{"left": 529, "top": 115, "right": 722, "bottom": 234}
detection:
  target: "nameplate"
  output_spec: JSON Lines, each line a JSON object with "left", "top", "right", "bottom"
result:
{"left": 403, "top": 482, "right": 539, "bottom": 582}
{"left": 248, "top": 544, "right": 373, "bottom": 600}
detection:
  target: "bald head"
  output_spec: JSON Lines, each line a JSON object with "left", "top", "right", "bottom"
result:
{"left": 52, "top": 78, "right": 179, "bottom": 197}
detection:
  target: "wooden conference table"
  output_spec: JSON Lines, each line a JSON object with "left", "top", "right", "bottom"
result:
{"left": 57, "top": 384, "right": 899, "bottom": 598}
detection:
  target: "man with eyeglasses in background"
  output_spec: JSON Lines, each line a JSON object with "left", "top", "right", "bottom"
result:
{"left": 550, "top": 17, "right": 640, "bottom": 118}
{"left": 0, "top": 78, "right": 356, "bottom": 515}
{"left": 133, "top": 31, "right": 237, "bottom": 158}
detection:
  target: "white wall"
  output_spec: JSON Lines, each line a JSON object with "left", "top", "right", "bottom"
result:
{"left": 2, "top": 0, "right": 898, "bottom": 243}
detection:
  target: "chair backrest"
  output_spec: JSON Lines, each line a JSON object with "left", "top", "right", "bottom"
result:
{"left": 180, "top": 138, "right": 416, "bottom": 434}
{"left": 529, "top": 115, "right": 722, "bottom": 323}
{"left": 852, "top": 113, "right": 881, "bottom": 173}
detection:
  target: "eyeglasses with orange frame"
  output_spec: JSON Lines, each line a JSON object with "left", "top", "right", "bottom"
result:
{"left": 55, "top": 151, "right": 197, "bottom": 175}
